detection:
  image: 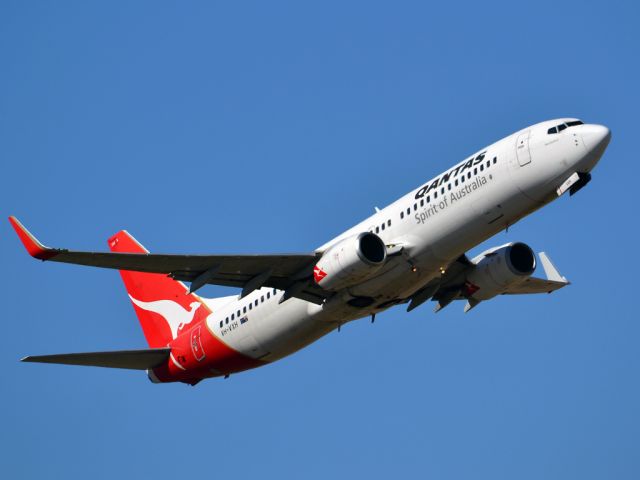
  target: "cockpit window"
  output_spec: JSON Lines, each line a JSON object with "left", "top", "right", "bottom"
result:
{"left": 547, "top": 120, "right": 584, "bottom": 134}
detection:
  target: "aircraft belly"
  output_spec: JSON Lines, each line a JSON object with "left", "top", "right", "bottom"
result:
{"left": 238, "top": 299, "right": 335, "bottom": 362}
{"left": 348, "top": 257, "right": 413, "bottom": 297}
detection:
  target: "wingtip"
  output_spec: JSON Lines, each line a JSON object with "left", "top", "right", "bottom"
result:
{"left": 8, "top": 216, "right": 57, "bottom": 260}
{"left": 538, "top": 251, "right": 569, "bottom": 283}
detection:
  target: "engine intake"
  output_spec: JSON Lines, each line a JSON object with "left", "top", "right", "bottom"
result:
{"left": 506, "top": 242, "right": 536, "bottom": 275}
{"left": 314, "top": 233, "right": 387, "bottom": 291}
{"left": 359, "top": 232, "right": 386, "bottom": 263}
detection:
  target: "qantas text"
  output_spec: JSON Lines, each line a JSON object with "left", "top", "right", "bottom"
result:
{"left": 414, "top": 151, "right": 488, "bottom": 199}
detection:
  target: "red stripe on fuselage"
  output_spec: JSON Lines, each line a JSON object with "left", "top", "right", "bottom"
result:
{"left": 151, "top": 304, "right": 267, "bottom": 384}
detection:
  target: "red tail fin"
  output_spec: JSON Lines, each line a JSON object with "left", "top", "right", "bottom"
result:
{"left": 108, "top": 231, "right": 209, "bottom": 348}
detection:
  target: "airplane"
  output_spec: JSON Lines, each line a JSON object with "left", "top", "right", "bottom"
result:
{"left": 10, "top": 118, "right": 611, "bottom": 385}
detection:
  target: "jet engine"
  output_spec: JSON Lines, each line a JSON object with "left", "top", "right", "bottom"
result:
{"left": 465, "top": 242, "right": 536, "bottom": 300}
{"left": 314, "top": 232, "right": 387, "bottom": 291}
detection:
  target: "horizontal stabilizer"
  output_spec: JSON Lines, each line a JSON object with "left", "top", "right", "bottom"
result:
{"left": 21, "top": 348, "right": 171, "bottom": 370}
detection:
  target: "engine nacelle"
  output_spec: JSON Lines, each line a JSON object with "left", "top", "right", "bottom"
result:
{"left": 314, "top": 233, "right": 387, "bottom": 291}
{"left": 465, "top": 242, "right": 536, "bottom": 300}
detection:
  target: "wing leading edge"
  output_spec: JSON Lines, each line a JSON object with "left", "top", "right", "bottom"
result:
{"left": 8, "top": 216, "right": 328, "bottom": 304}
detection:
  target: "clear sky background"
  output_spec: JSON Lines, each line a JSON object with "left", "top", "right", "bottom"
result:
{"left": 1, "top": 1, "right": 638, "bottom": 479}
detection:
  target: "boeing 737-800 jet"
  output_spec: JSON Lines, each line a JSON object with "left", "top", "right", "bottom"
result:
{"left": 10, "top": 118, "right": 611, "bottom": 385}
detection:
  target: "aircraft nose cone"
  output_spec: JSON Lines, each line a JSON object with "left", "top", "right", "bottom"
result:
{"left": 582, "top": 124, "right": 611, "bottom": 153}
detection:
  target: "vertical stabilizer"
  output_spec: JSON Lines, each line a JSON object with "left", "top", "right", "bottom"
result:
{"left": 108, "top": 231, "right": 209, "bottom": 348}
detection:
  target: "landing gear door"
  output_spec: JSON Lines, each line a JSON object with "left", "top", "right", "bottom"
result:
{"left": 516, "top": 131, "right": 532, "bottom": 166}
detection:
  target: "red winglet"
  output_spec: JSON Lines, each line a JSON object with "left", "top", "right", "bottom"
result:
{"left": 8, "top": 216, "right": 58, "bottom": 260}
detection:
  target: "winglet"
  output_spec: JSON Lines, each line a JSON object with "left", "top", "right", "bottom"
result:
{"left": 8, "top": 216, "right": 59, "bottom": 260}
{"left": 538, "top": 252, "right": 569, "bottom": 284}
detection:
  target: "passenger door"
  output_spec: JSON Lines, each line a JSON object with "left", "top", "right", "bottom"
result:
{"left": 516, "top": 131, "right": 532, "bottom": 166}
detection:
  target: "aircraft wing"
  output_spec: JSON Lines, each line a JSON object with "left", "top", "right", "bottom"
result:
{"left": 502, "top": 252, "right": 569, "bottom": 294}
{"left": 501, "top": 277, "right": 568, "bottom": 294}
{"left": 410, "top": 251, "right": 569, "bottom": 312}
{"left": 406, "top": 254, "right": 473, "bottom": 311}
{"left": 9, "top": 216, "right": 328, "bottom": 304}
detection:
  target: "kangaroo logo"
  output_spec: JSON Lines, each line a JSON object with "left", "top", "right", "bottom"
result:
{"left": 313, "top": 266, "right": 327, "bottom": 283}
{"left": 129, "top": 295, "right": 201, "bottom": 339}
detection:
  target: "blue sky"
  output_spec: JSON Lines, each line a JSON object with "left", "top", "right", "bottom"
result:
{"left": 1, "top": 1, "right": 638, "bottom": 478}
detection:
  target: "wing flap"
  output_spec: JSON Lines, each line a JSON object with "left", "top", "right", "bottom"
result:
{"left": 21, "top": 348, "right": 171, "bottom": 370}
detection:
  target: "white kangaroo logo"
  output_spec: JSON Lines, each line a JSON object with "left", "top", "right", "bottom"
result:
{"left": 129, "top": 295, "right": 201, "bottom": 339}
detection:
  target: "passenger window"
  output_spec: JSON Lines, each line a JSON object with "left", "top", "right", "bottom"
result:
{"left": 420, "top": 199, "right": 424, "bottom": 207}
{"left": 400, "top": 211, "right": 404, "bottom": 219}
{"left": 236, "top": 310, "right": 240, "bottom": 317}
{"left": 226, "top": 318, "right": 230, "bottom": 324}
{"left": 387, "top": 220, "right": 391, "bottom": 227}
{"left": 255, "top": 299, "right": 258, "bottom": 306}
{"left": 467, "top": 172, "right": 471, "bottom": 179}
{"left": 406, "top": 207, "right": 410, "bottom": 215}
{"left": 267, "top": 292, "right": 271, "bottom": 299}
{"left": 434, "top": 191, "right": 438, "bottom": 199}
{"left": 249, "top": 303, "right": 252, "bottom": 310}
{"left": 381, "top": 223, "right": 385, "bottom": 231}
{"left": 219, "top": 321, "right": 223, "bottom": 328}
{"left": 455, "top": 179, "right": 458, "bottom": 186}
{"left": 480, "top": 164, "right": 484, "bottom": 171}
{"left": 440, "top": 187, "right": 444, "bottom": 194}
{"left": 474, "top": 168, "right": 477, "bottom": 175}
{"left": 493, "top": 157, "right": 497, "bottom": 164}
{"left": 243, "top": 306, "right": 247, "bottom": 313}
{"left": 427, "top": 195, "right": 430, "bottom": 202}
{"left": 261, "top": 295, "right": 264, "bottom": 303}
{"left": 447, "top": 183, "right": 451, "bottom": 191}
{"left": 486, "top": 161, "right": 490, "bottom": 168}
{"left": 461, "top": 176, "right": 465, "bottom": 183}
{"left": 375, "top": 227, "right": 379, "bottom": 233}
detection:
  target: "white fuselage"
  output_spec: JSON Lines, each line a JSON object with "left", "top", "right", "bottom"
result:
{"left": 202, "top": 119, "right": 610, "bottom": 363}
